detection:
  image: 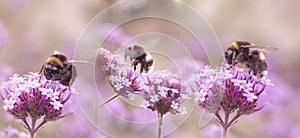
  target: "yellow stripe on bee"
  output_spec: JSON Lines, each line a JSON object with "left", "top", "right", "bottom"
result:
{"left": 231, "top": 41, "right": 239, "bottom": 50}
{"left": 47, "top": 56, "right": 64, "bottom": 67}
{"left": 129, "top": 45, "right": 135, "bottom": 50}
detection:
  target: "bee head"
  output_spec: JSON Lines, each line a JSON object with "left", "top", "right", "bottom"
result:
{"left": 224, "top": 47, "right": 236, "bottom": 64}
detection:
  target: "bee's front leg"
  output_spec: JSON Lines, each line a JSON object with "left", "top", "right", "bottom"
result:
{"left": 38, "top": 64, "right": 45, "bottom": 83}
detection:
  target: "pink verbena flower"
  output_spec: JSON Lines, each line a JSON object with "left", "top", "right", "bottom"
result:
{"left": 0, "top": 72, "right": 73, "bottom": 120}
{"left": 0, "top": 72, "right": 74, "bottom": 137}
{"left": 140, "top": 70, "right": 189, "bottom": 115}
{"left": 97, "top": 48, "right": 145, "bottom": 99}
{"left": 184, "top": 64, "right": 274, "bottom": 138}
{"left": 185, "top": 65, "right": 273, "bottom": 114}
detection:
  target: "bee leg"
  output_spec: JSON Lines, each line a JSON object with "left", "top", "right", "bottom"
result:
{"left": 132, "top": 60, "right": 139, "bottom": 71}
{"left": 38, "top": 64, "right": 45, "bottom": 83}
{"left": 140, "top": 62, "right": 145, "bottom": 73}
{"left": 61, "top": 68, "right": 72, "bottom": 89}
{"left": 228, "top": 52, "right": 243, "bottom": 69}
{"left": 60, "top": 69, "right": 72, "bottom": 86}
{"left": 60, "top": 71, "right": 70, "bottom": 80}
{"left": 227, "top": 60, "right": 238, "bottom": 69}
{"left": 144, "top": 63, "right": 149, "bottom": 73}
{"left": 38, "top": 75, "right": 43, "bottom": 83}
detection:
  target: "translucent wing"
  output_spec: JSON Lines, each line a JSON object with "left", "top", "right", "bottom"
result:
{"left": 241, "top": 45, "right": 279, "bottom": 53}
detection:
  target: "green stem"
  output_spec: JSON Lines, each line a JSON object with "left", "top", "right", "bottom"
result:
{"left": 157, "top": 113, "right": 164, "bottom": 138}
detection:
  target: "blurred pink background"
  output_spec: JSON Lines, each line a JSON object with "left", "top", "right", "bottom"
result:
{"left": 0, "top": 0, "right": 299, "bottom": 137}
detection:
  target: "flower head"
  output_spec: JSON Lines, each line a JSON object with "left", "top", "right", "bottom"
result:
{"left": 184, "top": 65, "right": 273, "bottom": 115}
{"left": 0, "top": 72, "right": 74, "bottom": 121}
{"left": 97, "top": 48, "right": 146, "bottom": 98}
{"left": 140, "top": 70, "right": 188, "bottom": 115}
{"left": 97, "top": 48, "right": 127, "bottom": 73}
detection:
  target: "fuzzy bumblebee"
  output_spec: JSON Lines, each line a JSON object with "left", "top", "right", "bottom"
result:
{"left": 224, "top": 41, "right": 278, "bottom": 78}
{"left": 39, "top": 51, "right": 77, "bottom": 86}
{"left": 124, "top": 45, "right": 154, "bottom": 73}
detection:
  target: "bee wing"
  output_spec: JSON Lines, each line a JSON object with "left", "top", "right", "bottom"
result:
{"left": 241, "top": 45, "right": 279, "bottom": 53}
{"left": 124, "top": 48, "right": 145, "bottom": 57}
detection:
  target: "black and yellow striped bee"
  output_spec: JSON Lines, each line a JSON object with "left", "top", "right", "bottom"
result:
{"left": 224, "top": 41, "right": 278, "bottom": 78}
{"left": 39, "top": 51, "right": 77, "bottom": 86}
{"left": 124, "top": 45, "right": 154, "bottom": 73}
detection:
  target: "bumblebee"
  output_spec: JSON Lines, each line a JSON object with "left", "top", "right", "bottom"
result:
{"left": 124, "top": 45, "right": 154, "bottom": 73}
{"left": 39, "top": 51, "right": 77, "bottom": 86}
{"left": 224, "top": 41, "right": 278, "bottom": 78}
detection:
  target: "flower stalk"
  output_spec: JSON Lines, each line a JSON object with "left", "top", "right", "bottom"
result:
{"left": 221, "top": 112, "right": 229, "bottom": 138}
{"left": 23, "top": 118, "right": 47, "bottom": 138}
{"left": 157, "top": 113, "right": 164, "bottom": 138}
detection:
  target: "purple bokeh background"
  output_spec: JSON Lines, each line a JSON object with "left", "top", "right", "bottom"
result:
{"left": 0, "top": 0, "right": 299, "bottom": 137}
